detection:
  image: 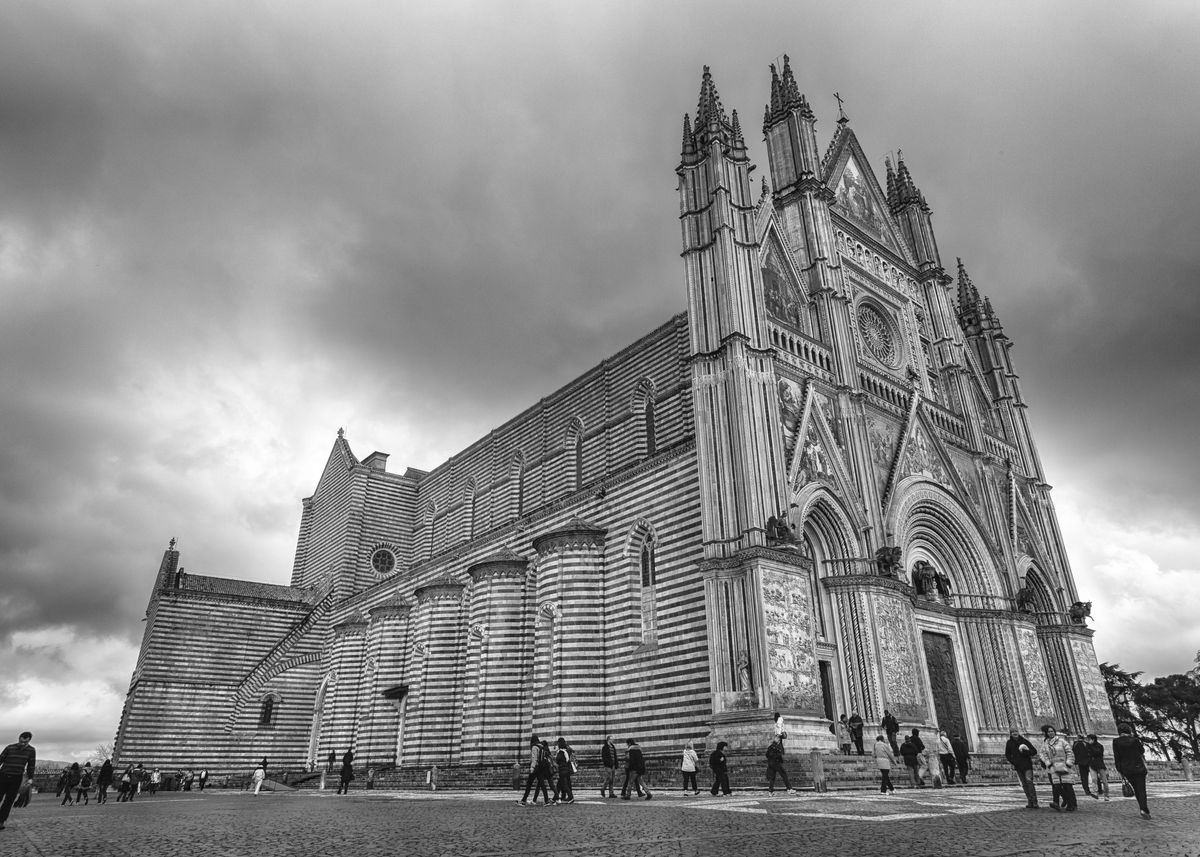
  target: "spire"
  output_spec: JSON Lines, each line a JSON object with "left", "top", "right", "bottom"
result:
{"left": 956, "top": 258, "right": 981, "bottom": 309}
{"left": 885, "top": 156, "right": 898, "bottom": 210}
{"left": 769, "top": 63, "right": 783, "bottom": 116}
{"left": 834, "top": 91, "right": 849, "bottom": 125}
{"left": 681, "top": 113, "right": 697, "bottom": 161}
{"left": 764, "top": 55, "right": 810, "bottom": 131}
{"left": 781, "top": 55, "right": 804, "bottom": 111}
{"left": 694, "top": 65, "right": 731, "bottom": 147}
{"left": 983, "top": 295, "right": 1003, "bottom": 329}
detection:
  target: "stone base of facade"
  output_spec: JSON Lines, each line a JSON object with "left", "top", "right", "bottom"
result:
{"left": 707, "top": 711, "right": 836, "bottom": 753}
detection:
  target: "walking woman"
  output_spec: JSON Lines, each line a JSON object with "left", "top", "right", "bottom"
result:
{"left": 97, "top": 759, "right": 113, "bottom": 804}
{"left": 60, "top": 763, "right": 81, "bottom": 806}
{"left": 518, "top": 736, "right": 552, "bottom": 806}
{"left": 76, "top": 763, "right": 93, "bottom": 805}
{"left": 553, "top": 738, "right": 575, "bottom": 804}
{"left": 1038, "top": 725, "right": 1078, "bottom": 811}
{"left": 709, "top": 741, "right": 731, "bottom": 796}
{"left": 874, "top": 735, "right": 896, "bottom": 795}
{"left": 1113, "top": 723, "right": 1151, "bottom": 819}
{"left": 680, "top": 741, "right": 699, "bottom": 794}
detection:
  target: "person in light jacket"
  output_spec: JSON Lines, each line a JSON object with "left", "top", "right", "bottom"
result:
{"left": 873, "top": 735, "right": 896, "bottom": 795}
{"left": 1038, "top": 725, "right": 1078, "bottom": 811}
{"left": 680, "top": 741, "right": 699, "bottom": 794}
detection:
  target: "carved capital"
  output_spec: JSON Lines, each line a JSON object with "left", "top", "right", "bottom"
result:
{"left": 532, "top": 516, "right": 608, "bottom": 556}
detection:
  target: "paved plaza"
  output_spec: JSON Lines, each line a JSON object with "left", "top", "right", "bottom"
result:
{"left": 3, "top": 782, "right": 1199, "bottom": 857}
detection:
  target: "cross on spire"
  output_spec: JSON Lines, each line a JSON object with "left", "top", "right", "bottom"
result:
{"left": 834, "top": 91, "right": 848, "bottom": 123}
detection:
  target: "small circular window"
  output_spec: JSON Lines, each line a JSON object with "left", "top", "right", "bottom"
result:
{"left": 371, "top": 548, "right": 396, "bottom": 576}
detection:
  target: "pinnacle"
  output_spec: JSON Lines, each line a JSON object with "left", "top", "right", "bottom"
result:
{"left": 681, "top": 113, "right": 697, "bottom": 160}
{"left": 957, "top": 258, "right": 981, "bottom": 308}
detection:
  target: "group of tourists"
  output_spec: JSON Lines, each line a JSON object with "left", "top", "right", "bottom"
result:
{"left": 1005, "top": 722, "right": 1152, "bottom": 819}
{"left": 518, "top": 737, "right": 585, "bottom": 805}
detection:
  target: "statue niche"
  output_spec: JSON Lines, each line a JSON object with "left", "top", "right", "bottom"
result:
{"left": 912, "top": 560, "right": 952, "bottom": 603}
{"left": 875, "top": 545, "right": 902, "bottom": 579}
{"left": 766, "top": 507, "right": 801, "bottom": 551}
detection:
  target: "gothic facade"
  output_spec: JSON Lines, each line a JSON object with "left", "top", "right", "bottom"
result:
{"left": 115, "top": 60, "right": 1114, "bottom": 772}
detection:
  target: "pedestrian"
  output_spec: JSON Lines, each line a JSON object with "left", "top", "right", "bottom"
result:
{"left": 622, "top": 738, "right": 651, "bottom": 800}
{"left": 936, "top": 729, "right": 956, "bottom": 785}
{"left": 149, "top": 768, "right": 161, "bottom": 795}
{"left": 76, "top": 763, "right": 93, "bottom": 805}
{"left": 1038, "top": 725, "right": 1078, "bottom": 811}
{"left": 882, "top": 710, "right": 900, "bottom": 755}
{"left": 251, "top": 762, "right": 266, "bottom": 796}
{"left": 0, "top": 732, "right": 37, "bottom": 830}
{"left": 553, "top": 738, "right": 575, "bottom": 804}
{"left": 183, "top": 769, "right": 194, "bottom": 791}
{"left": 518, "top": 736, "right": 550, "bottom": 806}
{"left": 336, "top": 749, "right": 354, "bottom": 795}
{"left": 1086, "top": 734, "right": 1109, "bottom": 801}
{"left": 366, "top": 767, "right": 376, "bottom": 790}
{"left": 709, "top": 741, "right": 731, "bottom": 796}
{"left": 765, "top": 737, "right": 796, "bottom": 795}
{"left": 198, "top": 769, "right": 208, "bottom": 791}
{"left": 951, "top": 734, "right": 970, "bottom": 785}
{"left": 1071, "top": 731, "right": 1093, "bottom": 797}
{"left": 909, "top": 728, "right": 925, "bottom": 755}
{"left": 133, "top": 763, "right": 145, "bottom": 796}
{"left": 873, "top": 735, "right": 896, "bottom": 795}
{"left": 899, "top": 735, "right": 922, "bottom": 788}
{"left": 680, "top": 740, "right": 699, "bottom": 794}
{"left": 57, "top": 766, "right": 72, "bottom": 805}
{"left": 773, "top": 711, "right": 787, "bottom": 750}
{"left": 848, "top": 713, "right": 865, "bottom": 756}
{"left": 96, "top": 759, "right": 113, "bottom": 804}
{"left": 1112, "top": 723, "right": 1150, "bottom": 819}
{"left": 836, "top": 714, "right": 852, "bottom": 755}
{"left": 600, "top": 735, "right": 617, "bottom": 799}
{"left": 1004, "top": 728, "right": 1039, "bottom": 809}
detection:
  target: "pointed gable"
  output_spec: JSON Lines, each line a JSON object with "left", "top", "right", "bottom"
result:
{"left": 760, "top": 222, "right": 809, "bottom": 330}
{"left": 822, "top": 129, "right": 913, "bottom": 263}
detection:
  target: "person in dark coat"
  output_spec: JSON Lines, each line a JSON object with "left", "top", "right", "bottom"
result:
{"left": 1112, "top": 723, "right": 1151, "bottom": 819}
{"left": 0, "top": 732, "right": 37, "bottom": 829}
{"left": 1071, "top": 732, "right": 1093, "bottom": 796}
{"left": 76, "top": 763, "right": 93, "bottom": 805}
{"left": 336, "top": 749, "right": 354, "bottom": 795}
{"left": 709, "top": 741, "right": 731, "bottom": 796}
{"left": 96, "top": 759, "right": 113, "bottom": 804}
{"left": 621, "top": 738, "right": 651, "bottom": 800}
{"left": 951, "top": 734, "right": 970, "bottom": 784}
{"left": 909, "top": 728, "right": 925, "bottom": 754}
{"left": 600, "top": 736, "right": 617, "bottom": 798}
{"left": 899, "top": 735, "right": 922, "bottom": 788}
{"left": 882, "top": 711, "right": 900, "bottom": 755}
{"left": 847, "top": 713, "right": 865, "bottom": 756}
{"left": 1004, "top": 728, "right": 1039, "bottom": 808}
{"left": 1086, "top": 734, "right": 1109, "bottom": 800}
{"left": 765, "top": 738, "right": 796, "bottom": 794}
{"left": 553, "top": 738, "right": 575, "bottom": 804}
{"left": 518, "top": 736, "right": 551, "bottom": 805}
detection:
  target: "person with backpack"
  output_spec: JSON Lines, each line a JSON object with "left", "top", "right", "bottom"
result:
{"left": 76, "top": 763, "right": 93, "bottom": 805}
{"left": 552, "top": 738, "right": 575, "bottom": 804}
{"left": 680, "top": 740, "right": 699, "bottom": 794}
{"left": 1112, "top": 723, "right": 1150, "bottom": 819}
{"left": 518, "top": 736, "right": 551, "bottom": 806}
{"left": 621, "top": 738, "right": 650, "bottom": 800}
{"left": 709, "top": 741, "right": 731, "bottom": 796}
{"left": 765, "top": 738, "right": 796, "bottom": 795}
{"left": 881, "top": 710, "right": 900, "bottom": 755}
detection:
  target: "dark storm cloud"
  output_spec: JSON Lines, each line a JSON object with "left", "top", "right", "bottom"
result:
{"left": 1, "top": 0, "right": 1198, "bottom": 757}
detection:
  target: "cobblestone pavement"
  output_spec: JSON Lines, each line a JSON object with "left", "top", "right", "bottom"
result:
{"left": 3, "top": 782, "right": 1199, "bottom": 857}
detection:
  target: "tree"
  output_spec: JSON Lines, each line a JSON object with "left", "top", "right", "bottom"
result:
{"left": 1100, "top": 662, "right": 1146, "bottom": 729}
{"left": 1134, "top": 674, "right": 1200, "bottom": 762}
{"left": 94, "top": 743, "right": 115, "bottom": 763}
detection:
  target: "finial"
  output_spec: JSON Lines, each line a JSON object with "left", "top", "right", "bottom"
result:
{"left": 761, "top": 176, "right": 769, "bottom": 198}
{"left": 337, "top": 427, "right": 345, "bottom": 439}
{"left": 168, "top": 537, "right": 176, "bottom": 551}
{"left": 834, "top": 91, "right": 848, "bottom": 124}
{"left": 730, "top": 109, "right": 742, "bottom": 141}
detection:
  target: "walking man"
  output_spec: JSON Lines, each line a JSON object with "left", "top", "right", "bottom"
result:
{"left": 765, "top": 738, "right": 797, "bottom": 795}
{"left": 1071, "top": 732, "right": 1093, "bottom": 797}
{"left": 936, "top": 730, "right": 956, "bottom": 785}
{"left": 0, "top": 732, "right": 36, "bottom": 830}
{"left": 709, "top": 741, "right": 731, "bottom": 796}
{"left": 847, "top": 713, "right": 865, "bottom": 756}
{"left": 951, "top": 733, "right": 970, "bottom": 785}
{"left": 622, "top": 738, "right": 651, "bottom": 800}
{"left": 882, "top": 710, "right": 900, "bottom": 755}
{"left": 600, "top": 736, "right": 617, "bottom": 798}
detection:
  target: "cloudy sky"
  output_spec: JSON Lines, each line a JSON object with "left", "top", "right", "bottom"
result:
{"left": 2, "top": 0, "right": 1198, "bottom": 762}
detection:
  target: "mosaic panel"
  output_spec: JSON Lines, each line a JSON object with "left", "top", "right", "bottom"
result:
{"left": 1070, "top": 637, "right": 1115, "bottom": 732}
{"left": 866, "top": 413, "right": 900, "bottom": 499}
{"left": 901, "top": 423, "right": 952, "bottom": 489}
{"left": 778, "top": 377, "right": 804, "bottom": 465}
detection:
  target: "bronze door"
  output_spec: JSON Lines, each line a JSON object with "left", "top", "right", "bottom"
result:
{"left": 921, "top": 632, "right": 967, "bottom": 744}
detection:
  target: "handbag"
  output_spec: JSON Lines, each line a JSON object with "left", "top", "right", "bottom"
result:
{"left": 1121, "top": 778, "right": 1134, "bottom": 798}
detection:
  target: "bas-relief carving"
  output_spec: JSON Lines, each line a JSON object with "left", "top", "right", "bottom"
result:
{"left": 761, "top": 568, "right": 821, "bottom": 713}
{"left": 1016, "top": 626, "right": 1056, "bottom": 720}
{"left": 1070, "top": 637, "right": 1114, "bottom": 732}
{"left": 796, "top": 425, "right": 833, "bottom": 490}
{"left": 866, "top": 414, "right": 900, "bottom": 498}
{"left": 813, "top": 390, "right": 847, "bottom": 460}
{"left": 778, "top": 378, "right": 804, "bottom": 463}
{"left": 873, "top": 595, "right": 925, "bottom": 720}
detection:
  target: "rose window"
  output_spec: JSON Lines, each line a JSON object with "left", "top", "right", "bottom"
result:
{"left": 857, "top": 304, "right": 896, "bottom": 364}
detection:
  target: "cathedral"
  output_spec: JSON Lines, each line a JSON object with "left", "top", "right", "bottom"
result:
{"left": 115, "top": 59, "right": 1115, "bottom": 773}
